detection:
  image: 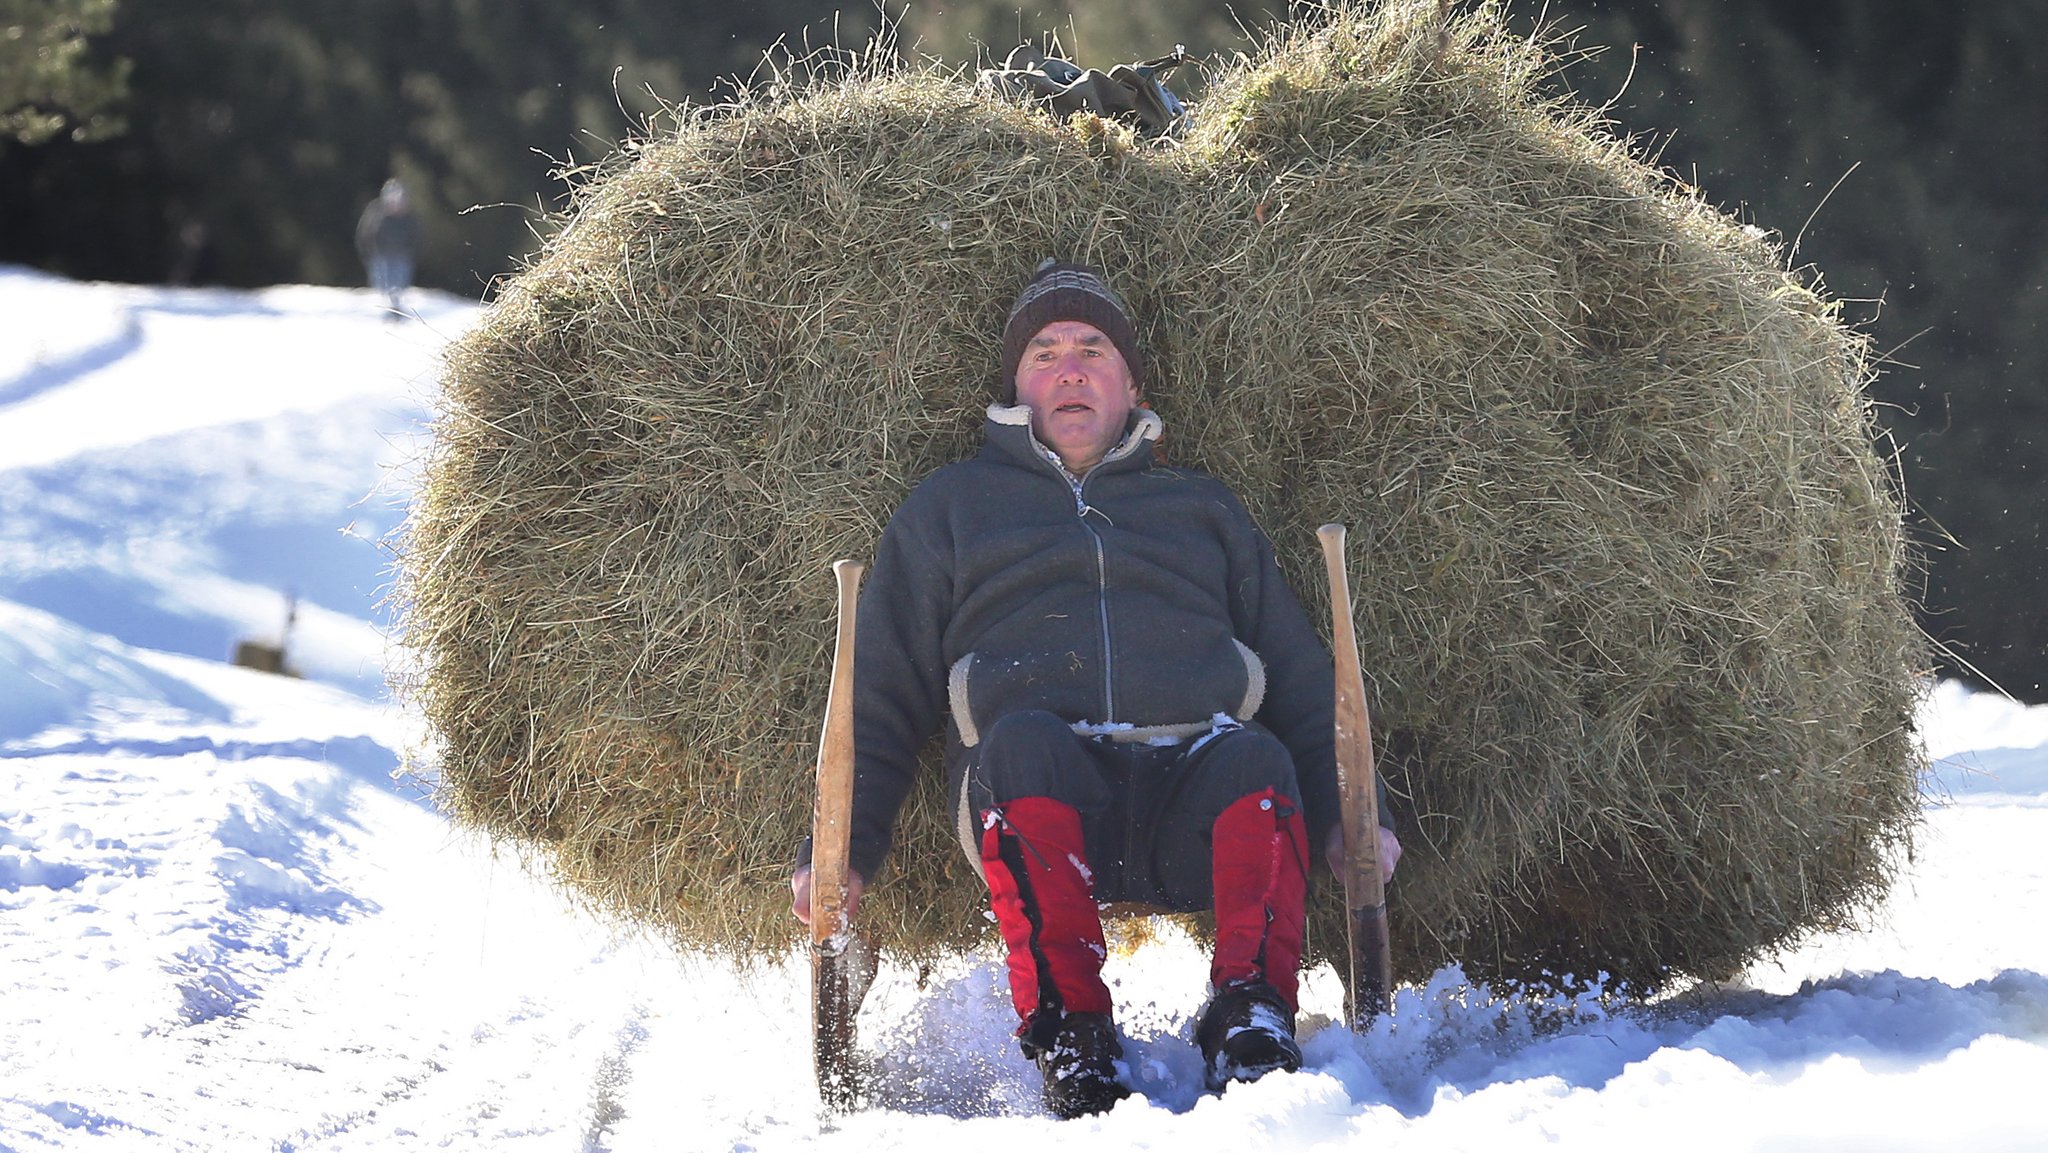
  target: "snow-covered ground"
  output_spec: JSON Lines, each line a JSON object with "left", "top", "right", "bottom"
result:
{"left": 3, "top": 263, "right": 2045, "bottom": 1152}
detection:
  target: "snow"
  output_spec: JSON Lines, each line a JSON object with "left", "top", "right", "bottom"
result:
{"left": 3, "top": 264, "right": 2046, "bottom": 1151}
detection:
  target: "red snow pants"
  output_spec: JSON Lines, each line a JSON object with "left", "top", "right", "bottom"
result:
{"left": 967, "top": 709, "right": 1313, "bottom": 1034}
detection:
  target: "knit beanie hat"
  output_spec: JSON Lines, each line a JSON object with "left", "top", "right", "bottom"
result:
{"left": 999, "top": 259, "right": 1144, "bottom": 400}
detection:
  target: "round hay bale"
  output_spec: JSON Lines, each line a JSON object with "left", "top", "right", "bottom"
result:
{"left": 396, "top": 0, "right": 1926, "bottom": 989}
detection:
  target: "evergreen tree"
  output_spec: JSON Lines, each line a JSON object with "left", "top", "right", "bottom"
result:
{"left": 0, "top": 0, "right": 127, "bottom": 144}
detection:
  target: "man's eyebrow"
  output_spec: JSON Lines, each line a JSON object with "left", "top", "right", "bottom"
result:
{"left": 1029, "top": 331, "right": 1107, "bottom": 346}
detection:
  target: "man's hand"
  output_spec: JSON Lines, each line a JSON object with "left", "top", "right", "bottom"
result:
{"left": 1322, "top": 824, "right": 1401, "bottom": 883}
{"left": 791, "top": 864, "right": 866, "bottom": 928}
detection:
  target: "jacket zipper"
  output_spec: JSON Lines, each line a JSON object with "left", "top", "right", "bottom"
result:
{"left": 1066, "top": 470, "right": 1116, "bottom": 725}
{"left": 1031, "top": 426, "right": 1136, "bottom": 728}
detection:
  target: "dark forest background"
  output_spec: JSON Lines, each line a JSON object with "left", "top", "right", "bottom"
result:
{"left": 4, "top": 0, "right": 2043, "bottom": 701}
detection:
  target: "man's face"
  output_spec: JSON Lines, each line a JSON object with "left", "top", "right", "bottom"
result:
{"left": 1013, "top": 320, "right": 1140, "bottom": 474}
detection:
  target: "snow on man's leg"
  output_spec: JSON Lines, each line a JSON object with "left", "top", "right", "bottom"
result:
{"left": 1209, "top": 786, "right": 1308, "bottom": 1006}
{"left": 1199, "top": 786, "right": 1308, "bottom": 1090}
{"left": 979, "top": 795, "right": 1127, "bottom": 1117}
{"left": 979, "top": 796, "right": 1113, "bottom": 1031}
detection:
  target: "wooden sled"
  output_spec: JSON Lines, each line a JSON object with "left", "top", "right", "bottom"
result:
{"left": 809, "top": 526, "right": 1394, "bottom": 1108}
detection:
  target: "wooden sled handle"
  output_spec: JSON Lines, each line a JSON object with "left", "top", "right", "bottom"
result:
{"left": 812, "top": 558, "right": 865, "bottom": 1111}
{"left": 1318, "top": 524, "right": 1394, "bottom": 1026}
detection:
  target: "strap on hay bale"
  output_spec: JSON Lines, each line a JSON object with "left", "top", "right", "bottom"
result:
{"left": 979, "top": 43, "right": 1193, "bottom": 138}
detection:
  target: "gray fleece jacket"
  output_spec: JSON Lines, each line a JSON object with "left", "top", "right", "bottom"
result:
{"left": 842, "top": 402, "right": 1364, "bottom": 880}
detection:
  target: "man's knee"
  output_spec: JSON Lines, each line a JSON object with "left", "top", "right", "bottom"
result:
{"left": 1186, "top": 726, "right": 1300, "bottom": 810}
{"left": 1145, "top": 726, "right": 1303, "bottom": 911}
{"left": 969, "top": 710, "right": 1106, "bottom": 808}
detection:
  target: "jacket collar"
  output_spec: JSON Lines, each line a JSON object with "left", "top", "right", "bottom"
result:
{"left": 984, "top": 402, "right": 1164, "bottom": 479}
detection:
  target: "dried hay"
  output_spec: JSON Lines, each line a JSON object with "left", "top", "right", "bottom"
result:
{"left": 396, "top": 0, "right": 1926, "bottom": 989}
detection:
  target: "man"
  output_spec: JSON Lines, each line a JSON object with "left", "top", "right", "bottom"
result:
{"left": 792, "top": 260, "right": 1400, "bottom": 1117}
{"left": 355, "top": 178, "right": 419, "bottom": 318}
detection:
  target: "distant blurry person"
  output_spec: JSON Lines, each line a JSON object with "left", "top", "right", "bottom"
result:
{"left": 168, "top": 220, "right": 213, "bottom": 286}
{"left": 355, "top": 179, "right": 420, "bottom": 318}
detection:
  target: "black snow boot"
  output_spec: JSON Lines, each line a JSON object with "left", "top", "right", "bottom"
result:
{"left": 1195, "top": 980, "right": 1303, "bottom": 1090}
{"left": 1023, "top": 1011, "right": 1130, "bottom": 1118}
